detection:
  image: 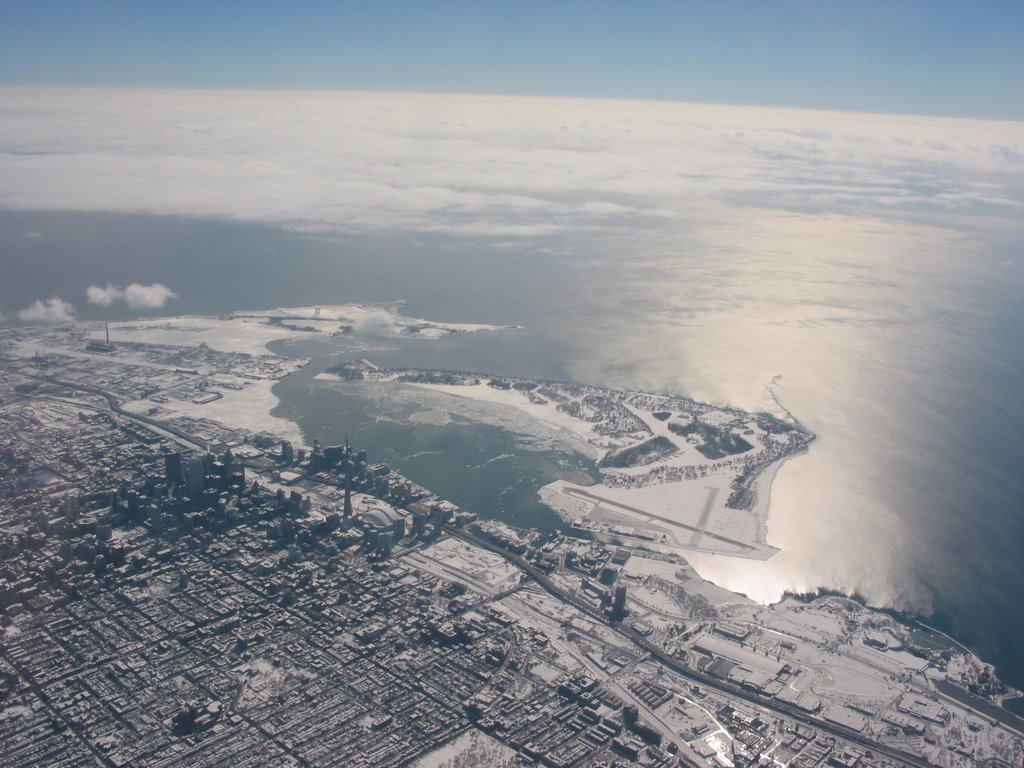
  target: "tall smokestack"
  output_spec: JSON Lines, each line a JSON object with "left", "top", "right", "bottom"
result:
{"left": 105, "top": 322, "right": 110, "bottom": 344}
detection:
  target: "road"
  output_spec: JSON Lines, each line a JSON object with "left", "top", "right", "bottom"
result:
{"left": 447, "top": 525, "right": 935, "bottom": 768}
{"left": 0, "top": 359, "right": 947, "bottom": 766}
{"left": 5, "top": 366, "right": 211, "bottom": 451}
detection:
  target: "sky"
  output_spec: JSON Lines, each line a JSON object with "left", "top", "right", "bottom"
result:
{"left": 1, "top": 0, "right": 1022, "bottom": 119}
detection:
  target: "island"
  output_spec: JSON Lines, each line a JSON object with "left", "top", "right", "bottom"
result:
{"left": 330, "top": 363, "right": 814, "bottom": 560}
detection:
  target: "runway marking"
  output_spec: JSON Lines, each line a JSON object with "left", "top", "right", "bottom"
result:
{"left": 564, "top": 486, "right": 753, "bottom": 552}
{"left": 688, "top": 486, "right": 719, "bottom": 549}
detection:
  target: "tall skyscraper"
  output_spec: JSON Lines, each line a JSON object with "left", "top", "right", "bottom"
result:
{"left": 612, "top": 584, "right": 627, "bottom": 621}
{"left": 164, "top": 453, "right": 183, "bottom": 486}
{"left": 430, "top": 506, "right": 445, "bottom": 538}
{"left": 187, "top": 457, "right": 206, "bottom": 506}
{"left": 343, "top": 461, "right": 353, "bottom": 519}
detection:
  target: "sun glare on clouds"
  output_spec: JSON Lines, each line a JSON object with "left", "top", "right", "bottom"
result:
{"left": 0, "top": 87, "right": 1020, "bottom": 247}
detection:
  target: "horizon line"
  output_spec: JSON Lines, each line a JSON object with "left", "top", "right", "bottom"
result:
{"left": 2, "top": 81, "right": 1021, "bottom": 125}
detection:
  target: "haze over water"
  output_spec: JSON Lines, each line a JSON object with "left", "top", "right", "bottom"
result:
{"left": 2, "top": 88, "right": 1023, "bottom": 687}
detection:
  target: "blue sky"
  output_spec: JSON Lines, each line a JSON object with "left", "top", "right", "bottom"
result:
{"left": 1, "top": 0, "right": 1022, "bottom": 118}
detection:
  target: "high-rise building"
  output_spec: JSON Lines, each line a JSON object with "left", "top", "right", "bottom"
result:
{"left": 430, "top": 505, "right": 446, "bottom": 538}
{"left": 187, "top": 457, "right": 206, "bottom": 506}
{"left": 623, "top": 704, "right": 639, "bottom": 725}
{"left": 364, "top": 527, "right": 379, "bottom": 550}
{"left": 164, "top": 453, "right": 183, "bottom": 486}
{"left": 343, "top": 462, "right": 353, "bottom": 519}
{"left": 612, "top": 584, "right": 627, "bottom": 621}
{"left": 322, "top": 444, "right": 340, "bottom": 465}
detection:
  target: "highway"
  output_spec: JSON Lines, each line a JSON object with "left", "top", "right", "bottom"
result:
{"left": 0, "top": 360, "right": 948, "bottom": 766}
{"left": 447, "top": 525, "right": 935, "bottom": 768}
{"left": 6, "top": 366, "right": 211, "bottom": 451}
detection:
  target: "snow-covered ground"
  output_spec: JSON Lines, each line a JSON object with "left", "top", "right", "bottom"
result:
{"left": 405, "top": 380, "right": 605, "bottom": 454}
{"left": 9, "top": 307, "right": 516, "bottom": 453}
{"left": 363, "top": 372, "right": 804, "bottom": 560}
{"left": 98, "top": 303, "right": 515, "bottom": 356}
{"left": 121, "top": 376, "right": 303, "bottom": 445}
{"left": 404, "top": 537, "right": 523, "bottom": 596}
{"left": 410, "top": 727, "right": 519, "bottom": 768}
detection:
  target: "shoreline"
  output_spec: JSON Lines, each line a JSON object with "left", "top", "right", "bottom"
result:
{"left": 740, "top": 436, "right": 815, "bottom": 547}
{"left": 783, "top": 587, "right": 1024, "bottom": 709}
{"left": 11, "top": 313, "right": 1024, "bottom": 724}
{"left": 45, "top": 315, "right": 1023, "bottom": 700}
{"left": 350, "top": 368, "right": 810, "bottom": 561}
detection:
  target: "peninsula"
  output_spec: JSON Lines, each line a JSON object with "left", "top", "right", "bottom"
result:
{"left": 330, "top": 363, "right": 814, "bottom": 560}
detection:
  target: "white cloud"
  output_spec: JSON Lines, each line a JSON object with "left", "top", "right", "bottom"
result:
{"left": 18, "top": 296, "right": 76, "bottom": 323}
{"left": 0, "top": 86, "right": 1020, "bottom": 244}
{"left": 123, "top": 283, "right": 178, "bottom": 309}
{"left": 352, "top": 309, "right": 400, "bottom": 336}
{"left": 87, "top": 283, "right": 124, "bottom": 306}
{"left": 87, "top": 282, "right": 178, "bottom": 309}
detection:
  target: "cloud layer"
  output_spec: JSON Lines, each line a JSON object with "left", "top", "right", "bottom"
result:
{"left": 18, "top": 296, "right": 75, "bottom": 323}
{"left": 87, "top": 282, "right": 179, "bottom": 309}
{"left": 0, "top": 87, "right": 1020, "bottom": 243}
